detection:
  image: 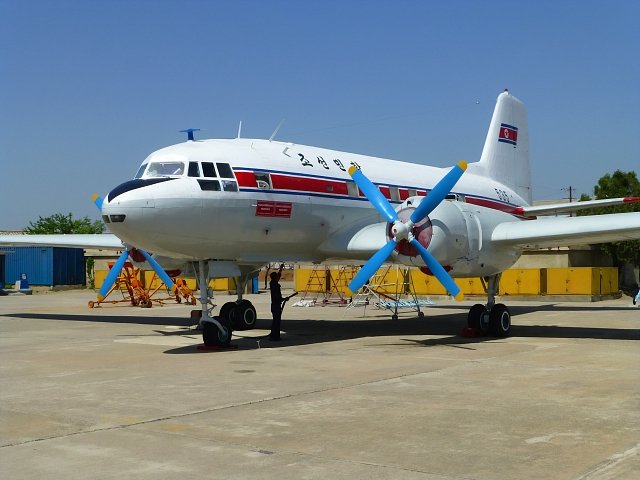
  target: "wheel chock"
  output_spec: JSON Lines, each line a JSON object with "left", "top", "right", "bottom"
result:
{"left": 461, "top": 327, "right": 482, "bottom": 338}
{"left": 196, "top": 344, "right": 239, "bottom": 351}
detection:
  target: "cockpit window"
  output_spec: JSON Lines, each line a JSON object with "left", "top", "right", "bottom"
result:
{"left": 146, "top": 162, "right": 185, "bottom": 177}
{"left": 188, "top": 162, "right": 200, "bottom": 177}
{"left": 134, "top": 164, "right": 147, "bottom": 179}
{"left": 202, "top": 162, "right": 217, "bottom": 177}
{"left": 217, "top": 163, "right": 234, "bottom": 178}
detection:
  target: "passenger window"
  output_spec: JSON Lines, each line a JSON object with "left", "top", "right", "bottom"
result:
{"left": 255, "top": 173, "right": 272, "bottom": 189}
{"left": 202, "top": 162, "right": 217, "bottom": 177}
{"left": 389, "top": 187, "right": 400, "bottom": 201}
{"left": 221, "top": 180, "right": 238, "bottom": 192}
{"left": 347, "top": 181, "right": 359, "bottom": 197}
{"left": 188, "top": 162, "right": 200, "bottom": 177}
{"left": 408, "top": 189, "right": 417, "bottom": 197}
{"left": 216, "top": 163, "right": 235, "bottom": 178}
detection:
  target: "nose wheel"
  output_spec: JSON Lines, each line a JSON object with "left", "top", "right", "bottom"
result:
{"left": 202, "top": 317, "right": 232, "bottom": 346}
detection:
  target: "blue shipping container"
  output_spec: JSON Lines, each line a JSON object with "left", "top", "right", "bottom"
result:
{"left": 0, "top": 254, "right": 5, "bottom": 288}
{"left": 0, "top": 247, "right": 85, "bottom": 286}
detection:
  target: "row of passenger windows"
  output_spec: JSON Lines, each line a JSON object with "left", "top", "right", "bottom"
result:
{"left": 253, "top": 172, "right": 462, "bottom": 202}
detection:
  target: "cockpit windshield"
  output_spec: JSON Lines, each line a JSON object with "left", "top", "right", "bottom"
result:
{"left": 134, "top": 164, "right": 147, "bottom": 179}
{"left": 142, "top": 162, "right": 185, "bottom": 178}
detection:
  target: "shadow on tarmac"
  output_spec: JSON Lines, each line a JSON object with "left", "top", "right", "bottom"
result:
{"left": 4, "top": 307, "right": 638, "bottom": 355}
{"left": 4, "top": 312, "right": 195, "bottom": 327}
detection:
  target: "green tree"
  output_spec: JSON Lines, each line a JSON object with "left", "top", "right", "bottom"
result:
{"left": 578, "top": 170, "right": 640, "bottom": 269}
{"left": 25, "top": 213, "right": 104, "bottom": 234}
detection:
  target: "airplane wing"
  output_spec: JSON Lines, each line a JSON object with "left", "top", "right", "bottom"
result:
{"left": 513, "top": 197, "right": 640, "bottom": 217}
{"left": 0, "top": 233, "right": 123, "bottom": 250}
{"left": 492, "top": 212, "right": 640, "bottom": 249}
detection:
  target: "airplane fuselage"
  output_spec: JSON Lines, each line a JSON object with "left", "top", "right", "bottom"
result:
{"left": 101, "top": 138, "right": 527, "bottom": 276}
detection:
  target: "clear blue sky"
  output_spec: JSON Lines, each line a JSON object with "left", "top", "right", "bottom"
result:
{"left": 1, "top": 0, "right": 638, "bottom": 230}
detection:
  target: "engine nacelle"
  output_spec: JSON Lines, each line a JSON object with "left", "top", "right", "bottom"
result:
{"left": 395, "top": 198, "right": 522, "bottom": 277}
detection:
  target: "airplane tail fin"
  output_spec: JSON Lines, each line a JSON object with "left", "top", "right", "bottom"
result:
{"left": 474, "top": 90, "right": 532, "bottom": 205}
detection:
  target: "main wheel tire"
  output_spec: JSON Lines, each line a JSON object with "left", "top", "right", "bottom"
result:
{"left": 467, "top": 304, "right": 490, "bottom": 335}
{"left": 489, "top": 303, "right": 511, "bottom": 337}
{"left": 231, "top": 300, "right": 257, "bottom": 330}
{"left": 219, "top": 302, "right": 235, "bottom": 321}
{"left": 202, "top": 317, "right": 232, "bottom": 347}
{"left": 467, "top": 304, "right": 485, "bottom": 328}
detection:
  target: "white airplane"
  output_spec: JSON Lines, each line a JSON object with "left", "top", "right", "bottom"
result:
{"left": 3, "top": 90, "right": 639, "bottom": 346}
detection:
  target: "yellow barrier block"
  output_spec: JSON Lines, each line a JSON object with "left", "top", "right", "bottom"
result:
{"left": 546, "top": 268, "right": 598, "bottom": 295}
{"left": 144, "top": 270, "right": 163, "bottom": 290}
{"left": 179, "top": 277, "right": 198, "bottom": 291}
{"left": 500, "top": 269, "right": 546, "bottom": 295}
{"left": 294, "top": 267, "right": 329, "bottom": 292}
{"left": 599, "top": 267, "right": 618, "bottom": 294}
{"left": 410, "top": 269, "right": 447, "bottom": 295}
{"left": 210, "top": 277, "right": 237, "bottom": 291}
{"left": 329, "top": 267, "right": 359, "bottom": 295}
{"left": 455, "top": 277, "right": 485, "bottom": 295}
{"left": 94, "top": 270, "right": 108, "bottom": 289}
{"left": 372, "top": 267, "right": 410, "bottom": 294}
{"left": 93, "top": 268, "right": 143, "bottom": 290}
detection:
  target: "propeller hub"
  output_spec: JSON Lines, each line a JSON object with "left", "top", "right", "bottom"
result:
{"left": 388, "top": 207, "right": 432, "bottom": 257}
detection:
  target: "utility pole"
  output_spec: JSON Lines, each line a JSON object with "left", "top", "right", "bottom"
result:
{"left": 562, "top": 186, "right": 575, "bottom": 217}
{"left": 562, "top": 185, "right": 575, "bottom": 203}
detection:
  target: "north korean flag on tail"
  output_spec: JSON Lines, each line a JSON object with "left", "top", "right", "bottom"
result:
{"left": 498, "top": 123, "right": 518, "bottom": 146}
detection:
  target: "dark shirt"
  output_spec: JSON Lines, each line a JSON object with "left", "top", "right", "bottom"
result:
{"left": 270, "top": 279, "right": 283, "bottom": 307}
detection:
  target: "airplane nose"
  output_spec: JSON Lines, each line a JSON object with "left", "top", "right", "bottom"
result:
{"left": 106, "top": 178, "right": 171, "bottom": 203}
{"left": 101, "top": 179, "right": 165, "bottom": 226}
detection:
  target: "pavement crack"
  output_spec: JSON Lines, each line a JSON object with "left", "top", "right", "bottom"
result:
{"left": 0, "top": 369, "right": 432, "bottom": 449}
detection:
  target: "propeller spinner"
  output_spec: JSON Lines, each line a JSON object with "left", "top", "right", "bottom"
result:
{"left": 347, "top": 161, "right": 467, "bottom": 300}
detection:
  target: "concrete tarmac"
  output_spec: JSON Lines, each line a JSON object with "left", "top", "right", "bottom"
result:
{"left": 0, "top": 289, "right": 638, "bottom": 479}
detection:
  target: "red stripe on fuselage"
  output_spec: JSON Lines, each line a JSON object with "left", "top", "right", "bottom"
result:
{"left": 465, "top": 196, "right": 519, "bottom": 214}
{"left": 234, "top": 168, "right": 520, "bottom": 216}
{"left": 271, "top": 174, "right": 350, "bottom": 195}
{"left": 235, "top": 171, "right": 256, "bottom": 188}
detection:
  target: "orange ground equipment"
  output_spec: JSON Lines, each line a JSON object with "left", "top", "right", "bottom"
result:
{"left": 88, "top": 262, "right": 152, "bottom": 308}
{"left": 146, "top": 270, "right": 197, "bottom": 306}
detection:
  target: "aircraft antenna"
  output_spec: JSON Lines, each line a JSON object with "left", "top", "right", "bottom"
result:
{"left": 269, "top": 119, "right": 285, "bottom": 142}
{"left": 237, "top": 121, "right": 243, "bottom": 139}
{"left": 179, "top": 128, "right": 200, "bottom": 141}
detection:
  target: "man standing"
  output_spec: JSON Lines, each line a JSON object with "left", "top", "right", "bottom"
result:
{"left": 269, "top": 264, "right": 284, "bottom": 341}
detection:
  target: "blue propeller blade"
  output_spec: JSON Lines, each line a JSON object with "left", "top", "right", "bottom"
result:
{"left": 349, "top": 166, "right": 398, "bottom": 224}
{"left": 97, "top": 250, "right": 130, "bottom": 301}
{"left": 348, "top": 239, "right": 398, "bottom": 293}
{"left": 92, "top": 194, "right": 103, "bottom": 210}
{"left": 410, "top": 239, "right": 463, "bottom": 301}
{"left": 409, "top": 161, "right": 467, "bottom": 224}
{"left": 139, "top": 250, "right": 177, "bottom": 293}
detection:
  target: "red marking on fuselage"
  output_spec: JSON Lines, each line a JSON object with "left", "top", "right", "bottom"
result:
{"left": 256, "top": 200, "right": 292, "bottom": 218}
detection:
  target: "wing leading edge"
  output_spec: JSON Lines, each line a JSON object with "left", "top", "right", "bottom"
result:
{"left": 492, "top": 212, "right": 640, "bottom": 249}
{"left": 0, "top": 234, "right": 123, "bottom": 250}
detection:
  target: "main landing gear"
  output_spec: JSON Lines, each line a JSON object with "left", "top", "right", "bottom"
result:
{"left": 466, "top": 273, "right": 511, "bottom": 337}
{"left": 196, "top": 261, "right": 259, "bottom": 347}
